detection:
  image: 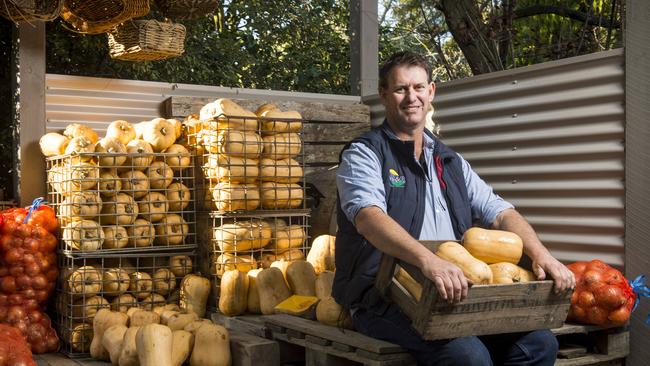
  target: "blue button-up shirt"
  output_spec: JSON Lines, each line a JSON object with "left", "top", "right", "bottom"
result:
{"left": 337, "top": 128, "right": 513, "bottom": 240}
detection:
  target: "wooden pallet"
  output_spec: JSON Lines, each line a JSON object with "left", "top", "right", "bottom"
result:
{"left": 552, "top": 323, "right": 628, "bottom": 366}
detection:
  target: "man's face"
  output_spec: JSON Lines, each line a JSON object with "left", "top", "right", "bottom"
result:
{"left": 379, "top": 65, "right": 435, "bottom": 131}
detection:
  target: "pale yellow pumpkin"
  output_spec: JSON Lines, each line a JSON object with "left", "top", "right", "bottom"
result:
{"left": 106, "top": 120, "right": 136, "bottom": 145}
{"left": 39, "top": 132, "right": 69, "bottom": 157}
{"left": 210, "top": 182, "right": 260, "bottom": 211}
{"left": 219, "top": 269, "right": 249, "bottom": 316}
{"left": 260, "top": 182, "right": 304, "bottom": 209}
{"left": 203, "top": 155, "right": 259, "bottom": 183}
{"left": 261, "top": 132, "right": 302, "bottom": 159}
{"left": 95, "top": 137, "right": 127, "bottom": 167}
{"left": 306, "top": 234, "right": 336, "bottom": 273}
{"left": 119, "top": 170, "right": 150, "bottom": 199}
{"left": 259, "top": 157, "right": 303, "bottom": 183}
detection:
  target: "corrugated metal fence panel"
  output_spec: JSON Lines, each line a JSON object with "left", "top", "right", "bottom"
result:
{"left": 45, "top": 74, "right": 361, "bottom": 133}
{"left": 365, "top": 49, "right": 625, "bottom": 267}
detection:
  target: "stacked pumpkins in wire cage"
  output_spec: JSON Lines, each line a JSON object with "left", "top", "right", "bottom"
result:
{"left": 39, "top": 119, "right": 197, "bottom": 354}
{"left": 187, "top": 98, "right": 316, "bottom": 316}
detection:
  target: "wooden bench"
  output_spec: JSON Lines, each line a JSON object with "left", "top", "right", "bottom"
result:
{"left": 552, "top": 323, "right": 628, "bottom": 366}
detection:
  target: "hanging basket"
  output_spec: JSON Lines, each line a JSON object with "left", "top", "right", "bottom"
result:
{"left": 154, "top": 0, "right": 218, "bottom": 20}
{"left": 0, "top": 0, "right": 62, "bottom": 22}
{"left": 60, "top": 0, "right": 149, "bottom": 34}
{"left": 108, "top": 20, "right": 186, "bottom": 62}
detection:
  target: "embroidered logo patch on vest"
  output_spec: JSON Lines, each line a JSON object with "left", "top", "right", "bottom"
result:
{"left": 388, "top": 169, "right": 406, "bottom": 187}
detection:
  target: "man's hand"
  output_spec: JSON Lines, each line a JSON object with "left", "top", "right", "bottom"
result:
{"left": 420, "top": 254, "right": 470, "bottom": 304}
{"left": 532, "top": 252, "right": 576, "bottom": 294}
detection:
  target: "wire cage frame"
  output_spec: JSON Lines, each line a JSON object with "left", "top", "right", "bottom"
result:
{"left": 108, "top": 19, "right": 186, "bottom": 62}
{"left": 55, "top": 250, "right": 195, "bottom": 355}
{"left": 208, "top": 212, "right": 311, "bottom": 309}
{"left": 188, "top": 113, "right": 308, "bottom": 214}
{"left": 0, "top": 0, "right": 61, "bottom": 23}
{"left": 60, "top": 0, "right": 150, "bottom": 34}
{"left": 154, "top": 0, "right": 218, "bottom": 20}
{"left": 46, "top": 151, "right": 197, "bottom": 255}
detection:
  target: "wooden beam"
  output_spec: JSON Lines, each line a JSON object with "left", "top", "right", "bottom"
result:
{"left": 349, "top": 0, "right": 379, "bottom": 97}
{"left": 625, "top": 2, "right": 650, "bottom": 366}
{"left": 13, "top": 22, "right": 46, "bottom": 206}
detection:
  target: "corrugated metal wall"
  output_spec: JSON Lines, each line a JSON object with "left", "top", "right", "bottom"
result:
{"left": 45, "top": 74, "right": 362, "bottom": 133}
{"left": 366, "top": 49, "right": 625, "bottom": 267}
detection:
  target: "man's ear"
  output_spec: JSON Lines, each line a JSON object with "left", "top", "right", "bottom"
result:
{"left": 429, "top": 82, "right": 436, "bottom": 102}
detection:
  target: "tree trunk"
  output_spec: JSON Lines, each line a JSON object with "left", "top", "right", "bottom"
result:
{"left": 437, "top": 0, "right": 503, "bottom": 75}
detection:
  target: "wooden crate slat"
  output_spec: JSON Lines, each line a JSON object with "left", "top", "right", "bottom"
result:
{"left": 263, "top": 314, "right": 406, "bottom": 354}
{"left": 166, "top": 96, "right": 370, "bottom": 123}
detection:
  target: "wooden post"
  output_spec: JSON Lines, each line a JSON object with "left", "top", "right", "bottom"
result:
{"left": 349, "top": 0, "right": 378, "bottom": 97}
{"left": 625, "top": 1, "right": 650, "bottom": 365}
{"left": 12, "top": 22, "right": 47, "bottom": 206}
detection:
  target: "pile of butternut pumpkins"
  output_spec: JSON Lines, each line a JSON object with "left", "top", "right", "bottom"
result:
{"left": 41, "top": 120, "right": 193, "bottom": 251}
{"left": 397, "top": 228, "right": 536, "bottom": 301}
{"left": 217, "top": 234, "right": 348, "bottom": 327}
{"left": 86, "top": 274, "right": 227, "bottom": 366}
{"left": 191, "top": 98, "right": 305, "bottom": 211}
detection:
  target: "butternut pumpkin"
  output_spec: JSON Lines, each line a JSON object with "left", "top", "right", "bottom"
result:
{"left": 124, "top": 139, "right": 154, "bottom": 170}
{"left": 106, "top": 120, "right": 136, "bottom": 145}
{"left": 213, "top": 253, "right": 257, "bottom": 276}
{"left": 166, "top": 182, "right": 191, "bottom": 212}
{"left": 189, "top": 323, "right": 231, "bottom": 366}
{"left": 219, "top": 269, "right": 249, "bottom": 316}
{"left": 257, "top": 267, "right": 292, "bottom": 315}
{"left": 306, "top": 234, "right": 336, "bottom": 273}
{"left": 213, "top": 220, "right": 271, "bottom": 252}
{"left": 200, "top": 98, "right": 258, "bottom": 130}
{"left": 203, "top": 129, "right": 262, "bottom": 158}
{"left": 435, "top": 241, "right": 493, "bottom": 285}
{"left": 90, "top": 309, "right": 128, "bottom": 361}
{"left": 179, "top": 274, "right": 211, "bottom": 317}
{"left": 139, "top": 293, "right": 167, "bottom": 311}
{"left": 260, "top": 182, "right": 304, "bottom": 209}
{"left": 203, "top": 155, "right": 259, "bottom": 183}
{"left": 246, "top": 269, "right": 262, "bottom": 314}
{"left": 127, "top": 218, "right": 154, "bottom": 247}
{"left": 211, "top": 182, "right": 260, "bottom": 211}
{"left": 169, "top": 255, "right": 193, "bottom": 277}
{"left": 315, "top": 271, "right": 335, "bottom": 300}
{"left": 154, "top": 214, "right": 188, "bottom": 246}
{"left": 147, "top": 161, "right": 174, "bottom": 189}
{"left": 395, "top": 267, "right": 423, "bottom": 301}
{"left": 462, "top": 227, "right": 523, "bottom": 265}
{"left": 167, "top": 313, "right": 199, "bottom": 331}
{"left": 64, "top": 123, "right": 99, "bottom": 143}
{"left": 183, "top": 319, "right": 212, "bottom": 334}
{"left": 171, "top": 330, "right": 194, "bottom": 366}
{"left": 118, "top": 326, "right": 140, "bottom": 366}
{"left": 95, "top": 137, "right": 127, "bottom": 167}
{"left": 270, "top": 224, "right": 305, "bottom": 250}
{"left": 39, "top": 132, "right": 69, "bottom": 157}
{"left": 286, "top": 260, "right": 317, "bottom": 296}
{"left": 136, "top": 323, "right": 174, "bottom": 366}
{"left": 316, "top": 297, "right": 353, "bottom": 329}
{"left": 162, "top": 144, "right": 191, "bottom": 172}
{"left": 260, "top": 249, "right": 305, "bottom": 269}
{"left": 489, "top": 262, "right": 535, "bottom": 284}
{"left": 260, "top": 109, "right": 302, "bottom": 134}
{"left": 259, "top": 157, "right": 303, "bottom": 183}
{"left": 261, "top": 132, "right": 302, "bottom": 159}
{"left": 102, "top": 324, "right": 128, "bottom": 365}
{"left": 160, "top": 310, "right": 180, "bottom": 325}
{"left": 129, "top": 310, "right": 161, "bottom": 326}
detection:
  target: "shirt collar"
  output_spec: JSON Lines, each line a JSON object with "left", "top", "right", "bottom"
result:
{"left": 381, "top": 120, "right": 435, "bottom": 152}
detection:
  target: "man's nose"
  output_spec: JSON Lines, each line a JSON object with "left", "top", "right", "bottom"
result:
{"left": 405, "top": 87, "right": 418, "bottom": 101}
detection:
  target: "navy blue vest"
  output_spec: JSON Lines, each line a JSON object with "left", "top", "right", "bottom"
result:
{"left": 332, "top": 123, "right": 473, "bottom": 311}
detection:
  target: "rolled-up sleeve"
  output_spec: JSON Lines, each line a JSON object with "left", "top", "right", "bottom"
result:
{"left": 336, "top": 143, "right": 387, "bottom": 224}
{"left": 460, "top": 154, "right": 514, "bottom": 227}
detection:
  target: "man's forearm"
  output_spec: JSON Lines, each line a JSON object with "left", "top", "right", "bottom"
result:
{"left": 355, "top": 206, "right": 434, "bottom": 268}
{"left": 491, "top": 208, "right": 550, "bottom": 261}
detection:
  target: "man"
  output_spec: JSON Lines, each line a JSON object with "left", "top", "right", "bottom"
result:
{"left": 332, "top": 51, "right": 576, "bottom": 366}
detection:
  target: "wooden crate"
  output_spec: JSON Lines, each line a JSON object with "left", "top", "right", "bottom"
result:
{"left": 375, "top": 241, "right": 572, "bottom": 341}
{"left": 552, "top": 323, "right": 628, "bottom": 366}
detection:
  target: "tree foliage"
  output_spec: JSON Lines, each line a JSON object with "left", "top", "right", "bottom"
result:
{"left": 45, "top": 0, "right": 351, "bottom": 94}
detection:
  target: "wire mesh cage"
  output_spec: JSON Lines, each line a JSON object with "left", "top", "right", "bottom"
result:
{"left": 153, "top": 0, "right": 218, "bottom": 20}
{"left": 46, "top": 151, "right": 197, "bottom": 254}
{"left": 187, "top": 112, "right": 307, "bottom": 213}
{"left": 208, "top": 212, "right": 310, "bottom": 308}
{"left": 0, "top": 201, "right": 16, "bottom": 210}
{"left": 108, "top": 19, "right": 186, "bottom": 62}
{"left": 55, "top": 251, "right": 194, "bottom": 355}
{"left": 60, "top": 0, "right": 150, "bottom": 34}
{"left": 0, "top": 0, "right": 61, "bottom": 22}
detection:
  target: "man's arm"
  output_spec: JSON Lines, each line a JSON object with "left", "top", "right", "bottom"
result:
{"left": 355, "top": 206, "right": 470, "bottom": 303}
{"left": 492, "top": 208, "right": 575, "bottom": 293}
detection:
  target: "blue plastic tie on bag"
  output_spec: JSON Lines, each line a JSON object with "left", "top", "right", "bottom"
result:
{"left": 630, "top": 275, "right": 650, "bottom": 325}
{"left": 22, "top": 197, "right": 46, "bottom": 224}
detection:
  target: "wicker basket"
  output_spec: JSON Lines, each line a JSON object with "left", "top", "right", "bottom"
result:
{"left": 0, "top": 0, "right": 61, "bottom": 22}
{"left": 108, "top": 20, "right": 186, "bottom": 62}
{"left": 60, "top": 0, "right": 149, "bottom": 34}
{"left": 154, "top": 0, "right": 218, "bottom": 20}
